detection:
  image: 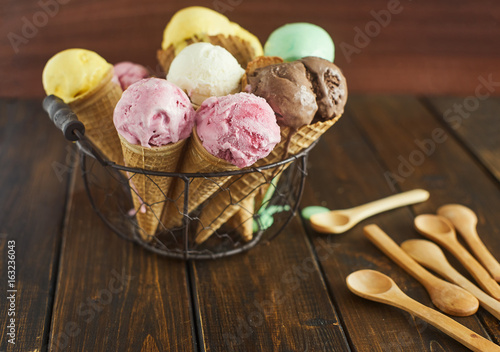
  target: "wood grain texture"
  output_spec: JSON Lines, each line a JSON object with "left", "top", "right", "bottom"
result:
{"left": 0, "top": 100, "right": 69, "bottom": 351}
{"left": 48, "top": 162, "right": 194, "bottom": 352}
{"left": 301, "top": 111, "right": 488, "bottom": 351}
{"left": 192, "top": 216, "right": 349, "bottom": 352}
{"left": 2, "top": 0, "right": 500, "bottom": 97}
{"left": 424, "top": 96, "right": 500, "bottom": 182}
{"left": 3, "top": 94, "right": 499, "bottom": 351}
{"left": 346, "top": 95, "right": 500, "bottom": 342}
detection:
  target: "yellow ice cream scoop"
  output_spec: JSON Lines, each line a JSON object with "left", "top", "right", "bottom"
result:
{"left": 42, "top": 48, "right": 113, "bottom": 103}
{"left": 161, "top": 6, "right": 263, "bottom": 57}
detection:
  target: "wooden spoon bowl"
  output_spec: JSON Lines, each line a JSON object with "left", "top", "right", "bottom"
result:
{"left": 438, "top": 204, "right": 500, "bottom": 281}
{"left": 364, "top": 224, "right": 478, "bottom": 316}
{"left": 310, "top": 189, "right": 429, "bottom": 234}
{"left": 414, "top": 214, "right": 500, "bottom": 300}
{"left": 402, "top": 239, "right": 500, "bottom": 321}
{"left": 347, "top": 270, "right": 500, "bottom": 352}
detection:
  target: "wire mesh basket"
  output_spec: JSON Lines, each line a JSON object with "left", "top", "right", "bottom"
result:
{"left": 44, "top": 95, "right": 315, "bottom": 260}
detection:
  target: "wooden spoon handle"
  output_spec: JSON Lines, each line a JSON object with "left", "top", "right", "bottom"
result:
{"left": 350, "top": 189, "right": 429, "bottom": 221}
{"left": 363, "top": 225, "right": 436, "bottom": 285}
{"left": 400, "top": 295, "right": 500, "bottom": 352}
{"left": 443, "top": 241, "right": 500, "bottom": 300}
{"left": 462, "top": 234, "right": 500, "bottom": 282}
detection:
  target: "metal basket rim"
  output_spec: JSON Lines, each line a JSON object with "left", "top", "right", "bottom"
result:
{"left": 76, "top": 129, "right": 318, "bottom": 178}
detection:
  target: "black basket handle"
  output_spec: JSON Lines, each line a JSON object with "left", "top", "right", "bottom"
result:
{"left": 43, "top": 95, "right": 85, "bottom": 141}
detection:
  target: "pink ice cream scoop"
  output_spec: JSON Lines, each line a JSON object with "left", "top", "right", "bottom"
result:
{"left": 114, "top": 78, "right": 196, "bottom": 147}
{"left": 196, "top": 92, "right": 281, "bottom": 168}
{"left": 113, "top": 61, "right": 150, "bottom": 90}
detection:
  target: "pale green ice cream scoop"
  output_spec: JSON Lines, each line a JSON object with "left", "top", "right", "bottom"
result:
{"left": 264, "top": 23, "right": 335, "bottom": 62}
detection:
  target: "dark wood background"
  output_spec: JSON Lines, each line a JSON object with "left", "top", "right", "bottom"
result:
{"left": 1, "top": 0, "right": 500, "bottom": 98}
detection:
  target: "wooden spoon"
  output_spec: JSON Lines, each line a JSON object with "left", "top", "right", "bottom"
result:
{"left": 364, "top": 224, "right": 478, "bottom": 316}
{"left": 346, "top": 270, "right": 500, "bottom": 352}
{"left": 414, "top": 214, "right": 500, "bottom": 300}
{"left": 402, "top": 239, "right": 500, "bottom": 320}
{"left": 438, "top": 204, "right": 500, "bottom": 282}
{"left": 310, "top": 189, "right": 429, "bottom": 234}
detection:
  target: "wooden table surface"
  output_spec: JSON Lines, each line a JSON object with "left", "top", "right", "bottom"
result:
{"left": 1, "top": 94, "right": 499, "bottom": 351}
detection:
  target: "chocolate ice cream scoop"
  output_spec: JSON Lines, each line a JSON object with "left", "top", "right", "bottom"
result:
{"left": 247, "top": 57, "right": 347, "bottom": 129}
{"left": 299, "top": 56, "right": 347, "bottom": 123}
{"left": 247, "top": 61, "right": 318, "bottom": 129}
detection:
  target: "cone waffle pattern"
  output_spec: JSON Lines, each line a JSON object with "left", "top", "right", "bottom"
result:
{"left": 69, "top": 69, "right": 123, "bottom": 164}
{"left": 161, "top": 129, "right": 238, "bottom": 230}
{"left": 157, "top": 34, "right": 256, "bottom": 74}
{"left": 207, "top": 34, "right": 256, "bottom": 69}
{"left": 119, "top": 135, "right": 186, "bottom": 240}
{"left": 157, "top": 45, "right": 176, "bottom": 76}
{"left": 195, "top": 117, "right": 339, "bottom": 243}
{"left": 226, "top": 196, "right": 255, "bottom": 242}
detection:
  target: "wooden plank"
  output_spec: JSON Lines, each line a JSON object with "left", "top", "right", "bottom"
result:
{"left": 301, "top": 100, "right": 496, "bottom": 351}
{"left": 192, "top": 218, "right": 349, "bottom": 351}
{"left": 48, "top": 156, "right": 195, "bottom": 351}
{"left": 2, "top": 0, "right": 500, "bottom": 98}
{"left": 347, "top": 95, "right": 500, "bottom": 344}
{"left": 0, "top": 99, "right": 69, "bottom": 351}
{"left": 424, "top": 96, "right": 500, "bottom": 182}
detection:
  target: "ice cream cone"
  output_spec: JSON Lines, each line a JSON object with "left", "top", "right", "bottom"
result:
{"left": 158, "top": 34, "right": 258, "bottom": 74}
{"left": 160, "top": 127, "right": 239, "bottom": 230}
{"left": 251, "top": 170, "right": 283, "bottom": 220}
{"left": 194, "top": 117, "right": 340, "bottom": 244}
{"left": 119, "top": 134, "right": 186, "bottom": 241}
{"left": 207, "top": 34, "right": 257, "bottom": 70}
{"left": 69, "top": 68, "right": 123, "bottom": 164}
{"left": 194, "top": 55, "right": 340, "bottom": 244}
{"left": 157, "top": 41, "right": 183, "bottom": 75}
{"left": 196, "top": 56, "right": 348, "bottom": 243}
{"left": 225, "top": 196, "right": 255, "bottom": 242}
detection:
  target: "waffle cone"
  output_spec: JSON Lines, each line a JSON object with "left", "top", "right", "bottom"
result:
{"left": 207, "top": 34, "right": 257, "bottom": 70}
{"left": 225, "top": 196, "right": 255, "bottom": 242}
{"left": 69, "top": 68, "right": 123, "bottom": 164}
{"left": 157, "top": 45, "right": 176, "bottom": 76}
{"left": 195, "top": 117, "right": 340, "bottom": 243}
{"left": 160, "top": 128, "right": 238, "bottom": 230}
{"left": 253, "top": 171, "right": 283, "bottom": 216}
{"left": 119, "top": 135, "right": 186, "bottom": 241}
{"left": 157, "top": 34, "right": 257, "bottom": 74}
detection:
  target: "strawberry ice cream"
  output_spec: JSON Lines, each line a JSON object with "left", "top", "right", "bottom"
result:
{"left": 196, "top": 92, "right": 280, "bottom": 168}
{"left": 113, "top": 61, "right": 150, "bottom": 90}
{"left": 114, "top": 78, "right": 196, "bottom": 147}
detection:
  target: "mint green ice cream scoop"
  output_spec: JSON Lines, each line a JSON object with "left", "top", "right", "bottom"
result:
{"left": 264, "top": 22, "right": 335, "bottom": 62}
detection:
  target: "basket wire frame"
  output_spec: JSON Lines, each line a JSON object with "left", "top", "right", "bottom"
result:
{"left": 75, "top": 130, "right": 313, "bottom": 260}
